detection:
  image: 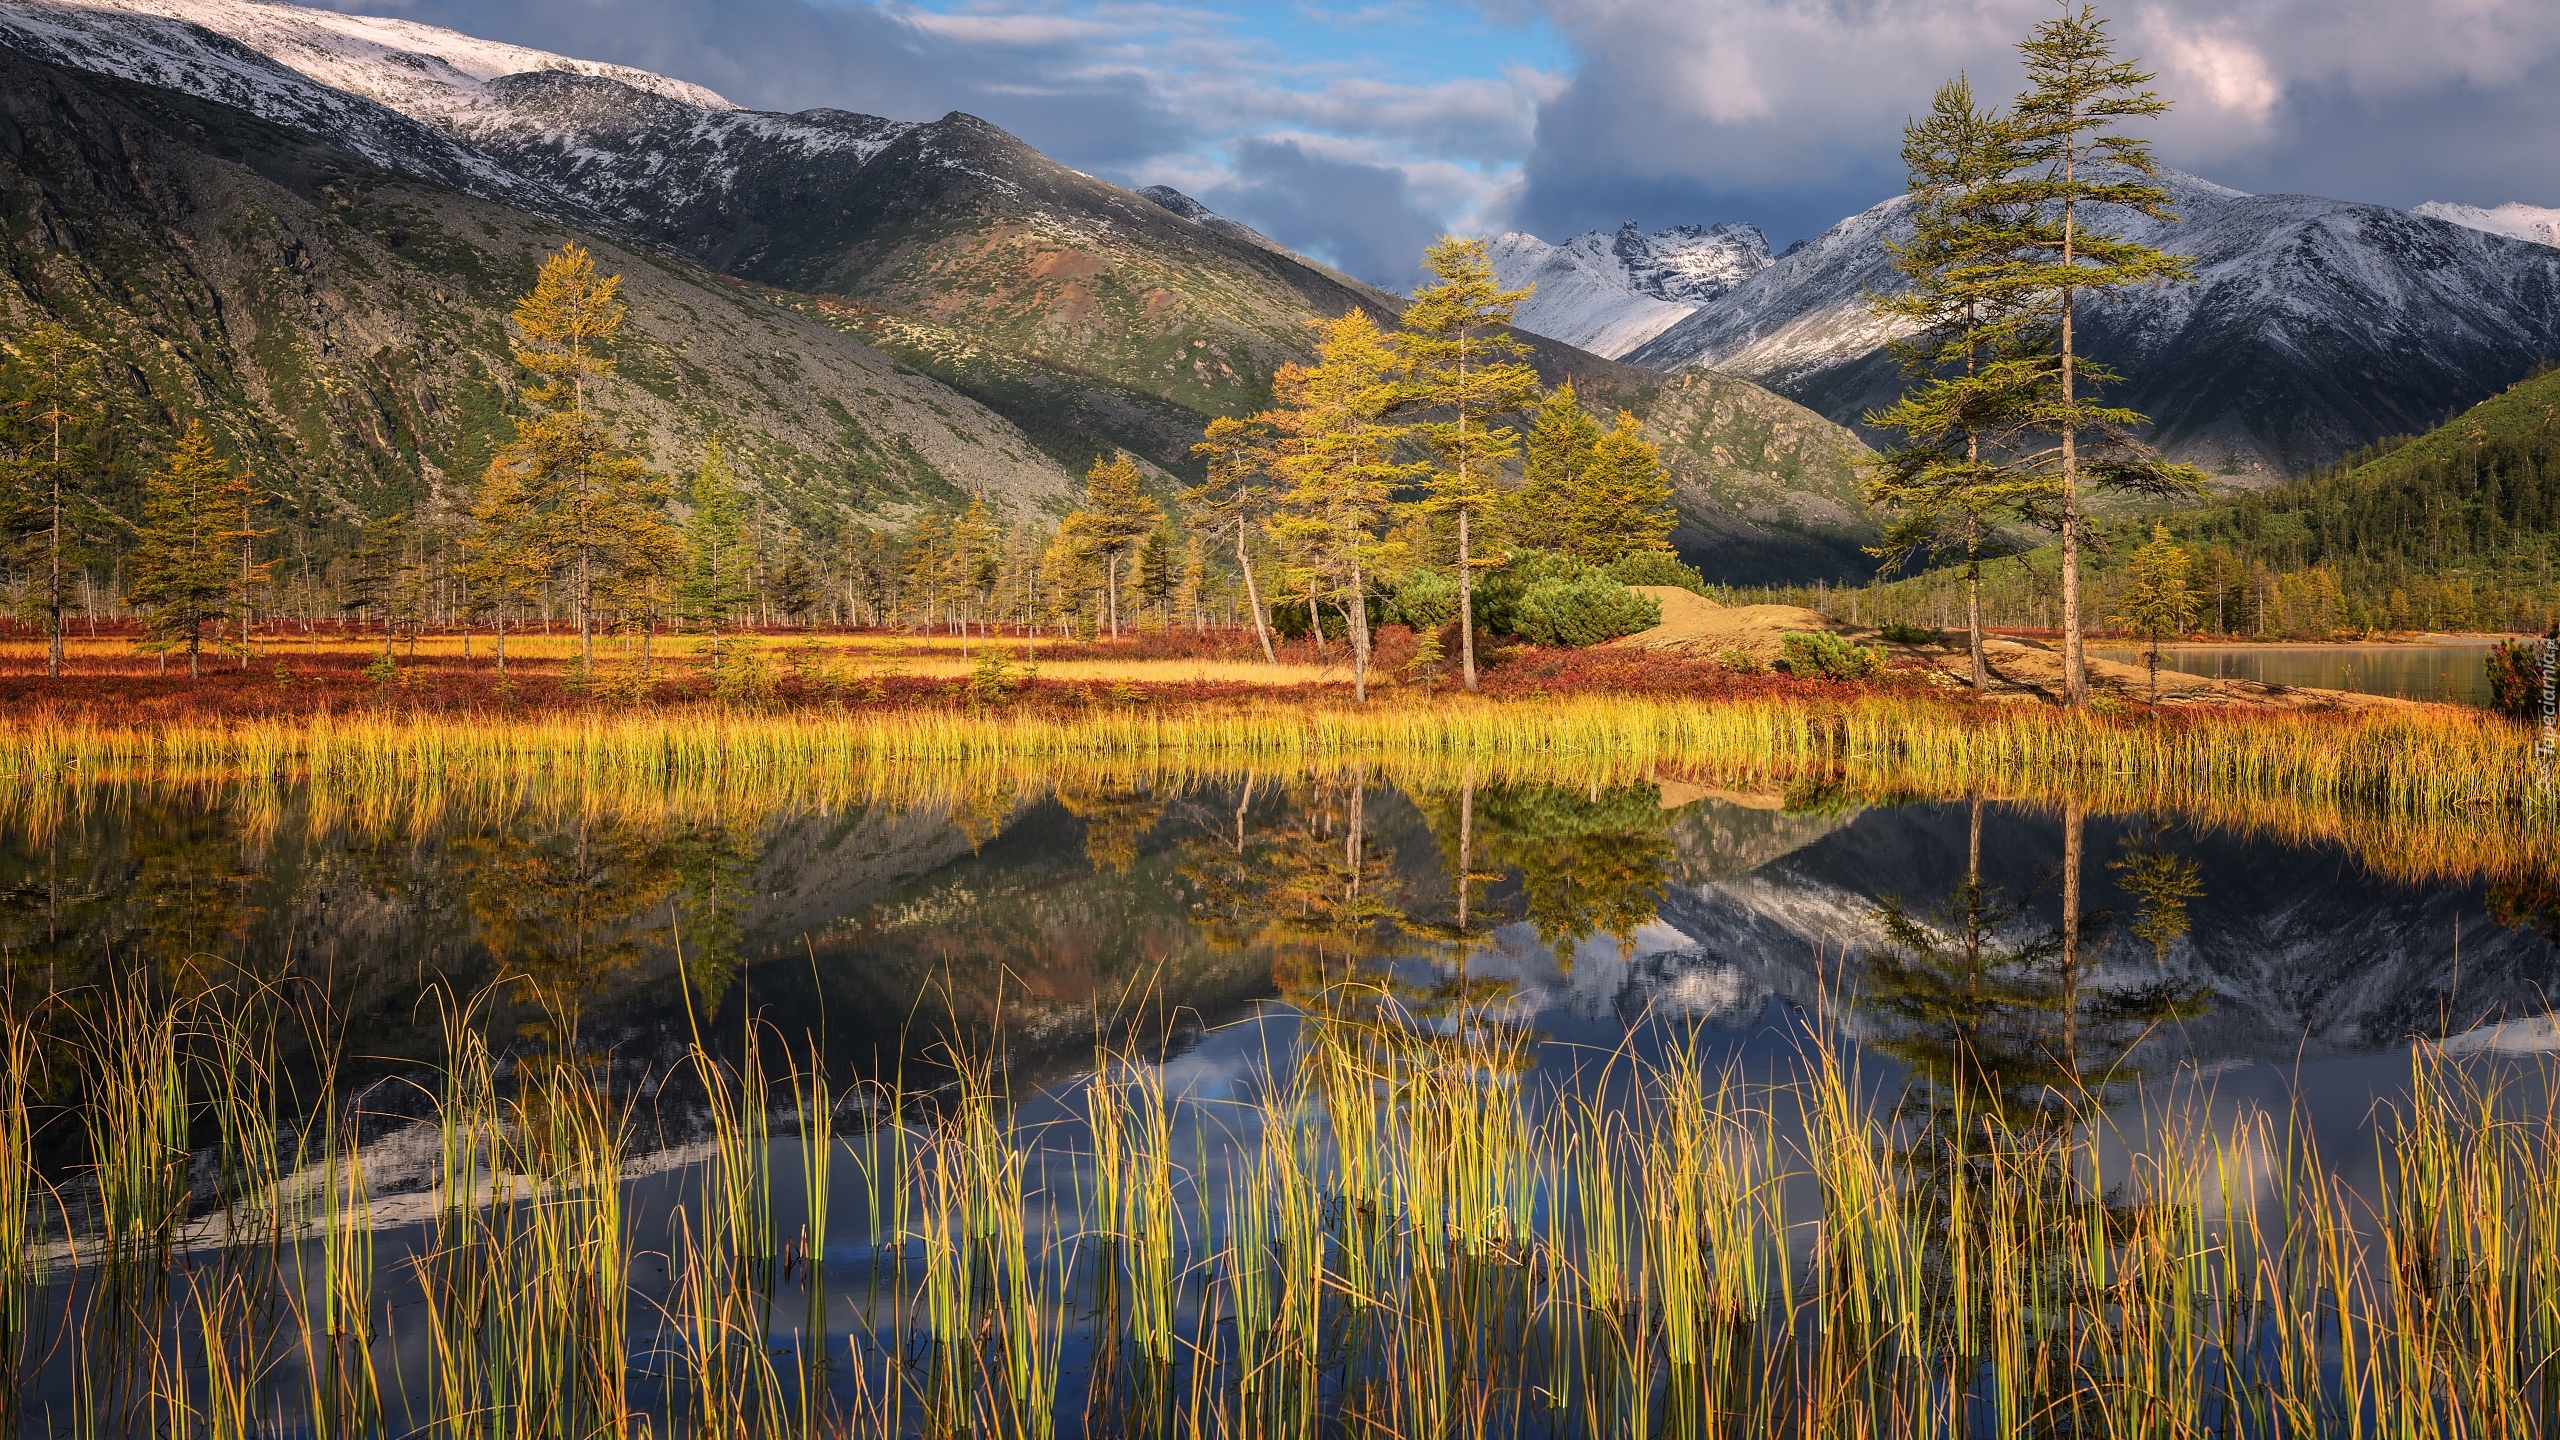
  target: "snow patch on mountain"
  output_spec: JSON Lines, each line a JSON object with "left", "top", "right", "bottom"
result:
{"left": 38, "top": 0, "right": 733, "bottom": 120}
{"left": 0, "top": 0, "right": 921, "bottom": 226}
{"left": 1489, "top": 220, "right": 1773, "bottom": 359}
{"left": 1623, "top": 171, "right": 2560, "bottom": 476}
{"left": 0, "top": 0, "right": 555, "bottom": 203}
{"left": 2413, "top": 201, "right": 2560, "bottom": 248}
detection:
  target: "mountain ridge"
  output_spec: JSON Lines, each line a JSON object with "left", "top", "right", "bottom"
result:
{"left": 1, "top": 0, "right": 1890, "bottom": 579}
{"left": 0, "top": 40, "right": 1079, "bottom": 540}
{"left": 1622, "top": 171, "right": 2560, "bottom": 481}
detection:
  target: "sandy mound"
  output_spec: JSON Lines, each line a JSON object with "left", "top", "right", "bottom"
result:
{"left": 1612, "top": 587, "right": 2427, "bottom": 711}
{"left": 1612, "top": 587, "right": 1835, "bottom": 664}
{"left": 1929, "top": 637, "right": 2423, "bottom": 711}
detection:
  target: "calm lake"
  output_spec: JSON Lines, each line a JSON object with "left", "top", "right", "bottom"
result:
{"left": 2, "top": 763, "right": 2554, "bottom": 1436}
{"left": 2090, "top": 640, "right": 2501, "bottom": 704}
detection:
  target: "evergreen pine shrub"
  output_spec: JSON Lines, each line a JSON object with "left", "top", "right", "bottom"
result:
{"left": 1604, "top": 551, "right": 1709, "bottom": 594}
{"left": 1511, "top": 577, "right": 1661, "bottom": 647}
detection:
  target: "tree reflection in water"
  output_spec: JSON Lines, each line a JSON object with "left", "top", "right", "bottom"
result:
{"left": 1856, "top": 798, "right": 2214, "bottom": 1393}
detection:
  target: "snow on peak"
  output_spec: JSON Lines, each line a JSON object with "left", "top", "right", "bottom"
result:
{"left": 1489, "top": 220, "right": 1773, "bottom": 359}
{"left": 33, "top": 0, "right": 736, "bottom": 125}
{"left": 0, "top": 0, "right": 549, "bottom": 201}
{"left": 2412, "top": 201, "right": 2560, "bottom": 249}
{"left": 0, "top": 0, "right": 919, "bottom": 223}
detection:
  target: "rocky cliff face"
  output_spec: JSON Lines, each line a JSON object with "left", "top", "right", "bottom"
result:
{"left": 1488, "top": 220, "right": 1774, "bottom": 360}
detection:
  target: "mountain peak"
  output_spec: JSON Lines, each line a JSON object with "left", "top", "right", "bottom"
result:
{"left": 1137, "top": 184, "right": 1286, "bottom": 254}
{"left": 2412, "top": 200, "right": 2560, "bottom": 248}
{"left": 1489, "top": 219, "right": 1772, "bottom": 358}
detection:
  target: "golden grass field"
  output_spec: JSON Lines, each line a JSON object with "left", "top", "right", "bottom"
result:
{"left": 0, "top": 630, "right": 1362, "bottom": 686}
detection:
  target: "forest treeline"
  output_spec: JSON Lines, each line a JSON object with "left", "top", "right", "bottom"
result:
{"left": 0, "top": 241, "right": 1688, "bottom": 696}
{"left": 1787, "top": 363, "right": 2560, "bottom": 640}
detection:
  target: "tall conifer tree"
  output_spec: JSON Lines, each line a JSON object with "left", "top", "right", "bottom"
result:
{"left": 128, "top": 422, "right": 232, "bottom": 678}
{"left": 1398, "top": 237, "right": 1541, "bottom": 692}
{"left": 480, "top": 243, "right": 672, "bottom": 675}
{"left": 1186, "top": 415, "right": 1280, "bottom": 663}
{"left": 1864, "top": 76, "right": 2046, "bottom": 691}
{"left": 1072, "top": 453, "right": 1162, "bottom": 639}
{"left": 1264, "top": 310, "right": 1422, "bottom": 702}
{"left": 1571, "top": 413, "right": 1677, "bottom": 563}
{"left": 1511, "top": 386, "right": 1602, "bottom": 548}
{"left": 679, "top": 436, "right": 755, "bottom": 633}
{"left": 214, "top": 463, "right": 275, "bottom": 667}
{"left": 2, "top": 324, "right": 104, "bottom": 679}
{"left": 2004, "top": 4, "right": 2204, "bottom": 705}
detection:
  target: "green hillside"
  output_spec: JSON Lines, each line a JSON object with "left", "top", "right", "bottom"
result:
{"left": 1780, "top": 366, "right": 2560, "bottom": 637}
{"left": 2166, "top": 365, "right": 2560, "bottom": 633}
{"left": 0, "top": 48, "right": 1075, "bottom": 566}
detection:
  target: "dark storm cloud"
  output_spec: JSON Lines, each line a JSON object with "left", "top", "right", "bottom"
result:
{"left": 1202, "top": 137, "right": 1449, "bottom": 291}
{"left": 1505, "top": 0, "right": 2560, "bottom": 246}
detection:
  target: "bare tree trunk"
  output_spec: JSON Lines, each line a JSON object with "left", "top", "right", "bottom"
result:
{"left": 1967, "top": 533, "right": 1988, "bottom": 691}
{"left": 1459, "top": 507, "right": 1478, "bottom": 693}
{"left": 2058, "top": 158, "right": 2086, "bottom": 707}
{"left": 2061, "top": 801, "right": 2084, "bottom": 1064}
{"left": 1347, "top": 560, "right": 1371, "bottom": 703}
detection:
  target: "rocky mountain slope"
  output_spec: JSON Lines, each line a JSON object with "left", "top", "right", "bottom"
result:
{"left": 1638, "top": 370, "right": 1878, "bottom": 581}
{"left": 1623, "top": 172, "right": 2560, "bottom": 481}
{"left": 16, "top": 0, "right": 1402, "bottom": 417}
{"left": 0, "top": 41, "right": 1076, "bottom": 540}
{"left": 1488, "top": 221, "right": 1773, "bottom": 359}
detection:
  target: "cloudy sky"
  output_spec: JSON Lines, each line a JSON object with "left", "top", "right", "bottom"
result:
{"left": 341, "top": 0, "right": 2560, "bottom": 288}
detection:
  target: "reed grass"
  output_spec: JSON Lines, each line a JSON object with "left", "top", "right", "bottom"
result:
{"left": 0, "top": 696, "right": 2542, "bottom": 898}
{"left": 15, "top": 946, "right": 2560, "bottom": 1437}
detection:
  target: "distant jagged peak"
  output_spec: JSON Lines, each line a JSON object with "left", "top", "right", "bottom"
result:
{"left": 2412, "top": 200, "right": 2560, "bottom": 249}
{"left": 1529, "top": 218, "right": 1774, "bottom": 305}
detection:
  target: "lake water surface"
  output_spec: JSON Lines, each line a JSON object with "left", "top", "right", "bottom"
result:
{"left": 2, "top": 763, "right": 2553, "bottom": 1435}
{"left": 2090, "top": 640, "right": 2501, "bottom": 704}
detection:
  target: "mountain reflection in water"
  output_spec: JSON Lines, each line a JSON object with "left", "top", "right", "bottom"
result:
{"left": 1, "top": 768, "right": 2551, "bottom": 1110}
{"left": 0, "top": 763, "right": 2554, "bottom": 1436}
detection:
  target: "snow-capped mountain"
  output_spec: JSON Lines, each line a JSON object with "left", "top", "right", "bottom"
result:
{"left": 1624, "top": 172, "right": 2560, "bottom": 479}
{"left": 0, "top": 0, "right": 923, "bottom": 234}
{"left": 1489, "top": 220, "right": 1773, "bottom": 359}
{"left": 1491, "top": 800, "right": 2557, "bottom": 1067}
{"left": 2413, "top": 201, "right": 2560, "bottom": 249}
{"left": 0, "top": 0, "right": 556, "bottom": 206}
{"left": 17, "top": 0, "right": 730, "bottom": 120}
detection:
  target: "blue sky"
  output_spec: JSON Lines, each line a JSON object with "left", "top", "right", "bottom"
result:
{"left": 355, "top": 0, "right": 2560, "bottom": 289}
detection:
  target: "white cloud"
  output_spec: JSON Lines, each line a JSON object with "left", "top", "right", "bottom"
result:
{"left": 332, "top": 0, "right": 2560, "bottom": 282}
